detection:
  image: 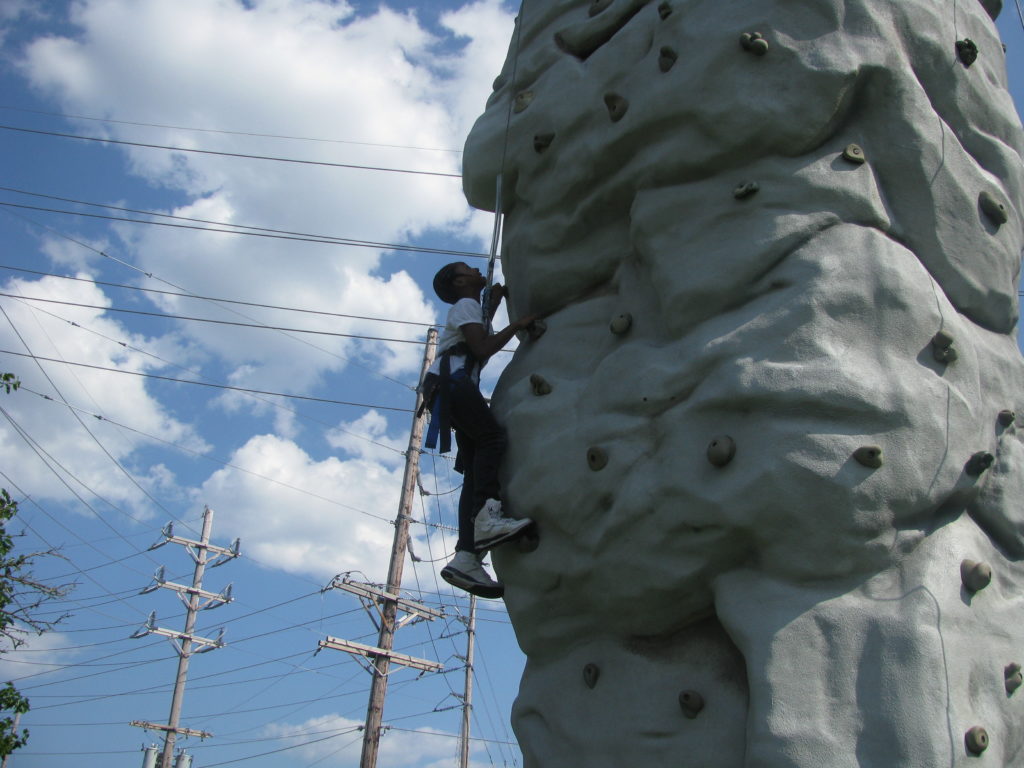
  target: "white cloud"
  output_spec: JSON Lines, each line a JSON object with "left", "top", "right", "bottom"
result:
{"left": 17, "top": 0, "right": 512, "bottom": 395}
{"left": 263, "top": 713, "right": 474, "bottom": 768}
{"left": 0, "top": 273, "right": 209, "bottom": 516}
{"left": 10, "top": 0, "right": 512, "bottom": 559}
{"left": 0, "top": 629, "right": 78, "bottom": 682}
{"left": 195, "top": 414, "right": 463, "bottom": 582}
{"left": 326, "top": 410, "right": 407, "bottom": 465}
{"left": 197, "top": 432, "right": 408, "bottom": 581}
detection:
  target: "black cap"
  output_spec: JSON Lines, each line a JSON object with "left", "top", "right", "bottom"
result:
{"left": 432, "top": 262, "right": 462, "bottom": 304}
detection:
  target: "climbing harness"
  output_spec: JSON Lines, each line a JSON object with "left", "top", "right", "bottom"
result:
{"left": 422, "top": 342, "right": 476, "bottom": 454}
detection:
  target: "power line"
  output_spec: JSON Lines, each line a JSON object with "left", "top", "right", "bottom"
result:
{"left": 6, "top": 294, "right": 408, "bottom": 454}
{"left": 0, "top": 349, "right": 415, "bottom": 411}
{"left": 0, "top": 187, "right": 488, "bottom": 258}
{"left": 0, "top": 265, "right": 438, "bottom": 327}
{"left": 0, "top": 123, "right": 462, "bottom": 178}
{"left": 14, "top": 386, "right": 415, "bottom": 527}
{"left": 0, "top": 200, "right": 490, "bottom": 257}
{"left": 0, "top": 104, "right": 463, "bottom": 153}
{"left": 1, "top": 208, "right": 426, "bottom": 391}
{"left": 0, "top": 292, "right": 429, "bottom": 344}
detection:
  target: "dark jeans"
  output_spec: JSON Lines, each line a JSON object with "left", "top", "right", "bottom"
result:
{"left": 449, "top": 377, "right": 507, "bottom": 552}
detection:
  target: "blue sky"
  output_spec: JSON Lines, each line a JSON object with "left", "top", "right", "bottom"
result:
{"left": 0, "top": 2, "right": 1022, "bottom": 768}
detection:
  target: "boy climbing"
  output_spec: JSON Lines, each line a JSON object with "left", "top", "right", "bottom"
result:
{"left": 425, "top": 262, "right": 537, "bottom": 598}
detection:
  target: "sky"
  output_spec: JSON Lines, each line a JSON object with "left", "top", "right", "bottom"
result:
{"left": 0, "top": 2, "right": 1022, "bottom": 768}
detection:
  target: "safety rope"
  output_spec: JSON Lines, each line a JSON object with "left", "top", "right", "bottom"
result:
{"left": 481, "top": 0, "right": 529, "bottom": 329}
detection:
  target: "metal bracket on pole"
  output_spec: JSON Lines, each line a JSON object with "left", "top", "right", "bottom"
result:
{"left": 140, "top": 566, "right": 233, "bottom": 609}
{"left": 130, "top": 721, "right": 212, "bottom": 740}
{"left": 148, "top": 512, "right": 241, "bottom": 567}
{"left": 318, "top": 636, "right": 443, "bottom": 674}
{"left": 328, "top": 575, "right": 443, "bottom": 629}
{"left": 131, "top": 612, "right": 226, "bottom": 656}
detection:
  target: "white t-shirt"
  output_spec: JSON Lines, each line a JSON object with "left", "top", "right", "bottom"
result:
{"left": 429, "top": 297, "right": 485, "bottom": 381}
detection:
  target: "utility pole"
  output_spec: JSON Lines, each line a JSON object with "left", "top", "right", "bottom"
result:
{"left": 130, "top": 507, "right": 239, "bottom": 767}
{"left": 459, "top": 596, "right": 477, "bottom": 768}
{"left": 319, "top": 329, "right": 441, "bottom": 768}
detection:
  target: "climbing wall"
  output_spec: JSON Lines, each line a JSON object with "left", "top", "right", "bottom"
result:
{"left": 462, "top": 0, "right": 1024, "bottom": 766}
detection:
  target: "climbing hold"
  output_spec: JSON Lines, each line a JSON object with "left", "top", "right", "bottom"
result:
{"left": 513, "top": 90, "right": 534, "bottom": 114}
{"left": 961, "top": 559, "right": 993, "bottom": 592}
{"left": 534, "top": 133, "right": 555, "bottom": 153}
{"left": 740, "top": 32, "right": 768, "bottom": 55}
{"left": 679, "top": 690, "right": 704, "bottom": 719}
{"left": 609, "top": 313, "right": 633, "bottom": 335}
{"left": 707, "top": 436, "right": 736, "bottom": 467}
{"left": 583, "top": 663, "right": 600, "bottom": 689}
{"left": 966, "top": 451, "right": 995, "bottom": 476}
{"left": 998, "top": 410, "right": 1016, "bottom": 427}
{"left": 734, "top": 181, "right": 759, "bottom": 199}
{"left": 931, "top": 331, "right": 958, "bottom": 364}
{"left": 658, "top": 1, "right": 672, "bottom": 20}
{"left": 853, "top": 446, "right": 883, "bottom": 469}
{"left": 979, "top": 191, "right": 1009, "bottom": 226}
{"left": 965, "top": 726, "right": 989, "bottom": 755}
{"left": 492, "top": 74, "right": 508, "bottom": 92}
{"left": 589, "top": 0, "right": 613, "bottom": 16}
{"left": 659, "top": 46, "right": 678, "bottom": 72}
{"left": 527, "top": 319, "right": 547, "bottom": 341}
{"left": 604, "top": 93, "right": 629, "bottom": 122}
{"left": 956, "top": 39, "right": 979, "bottom": 67}
{"left": 842, "top": 143, "right": 866, "bottom": 164}
{"left": 529, "top": 374, "right": 552, "bottom": 396}
{"left": 587, "top": 446, "right": 608, "bottom": 471}
{"left": 1005, "top": 663, "right": 1022, "bottom": 695}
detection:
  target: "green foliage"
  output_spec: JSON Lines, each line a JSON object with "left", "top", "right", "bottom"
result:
{"left": 0, "top": 374, "right": 73, "bottom": 757}
{"left": 0, "top": 684, "right": 28, "bottom": 756}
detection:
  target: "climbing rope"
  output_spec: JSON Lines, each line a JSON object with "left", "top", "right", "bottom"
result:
{"left": 481, "top": 1, "right": 529, "bottom": 328}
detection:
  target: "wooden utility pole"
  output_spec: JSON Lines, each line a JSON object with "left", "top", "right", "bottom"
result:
{"left": 359, "top": 327, "right": 437, "bottom": 767}
{"left": 309, "top": 328, "right": 440, "bottom": 768}
{"left": 459, "top": 596, "right": 478, "bottom": 768}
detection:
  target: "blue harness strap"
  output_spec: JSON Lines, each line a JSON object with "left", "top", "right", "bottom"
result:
{"left": 424, "top": 349, "right": 470, "bottom": 454}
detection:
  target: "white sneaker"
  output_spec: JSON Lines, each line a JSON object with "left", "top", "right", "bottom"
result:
{"left": 440, "top": 550, "right": 504, "bottom": 599}
{"left": 473, "top": 499, "right": 533, "bottom": 553}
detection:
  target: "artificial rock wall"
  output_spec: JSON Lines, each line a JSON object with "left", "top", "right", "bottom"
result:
{"left": 462, "top": 1, "right": 1024, "bottom": 766}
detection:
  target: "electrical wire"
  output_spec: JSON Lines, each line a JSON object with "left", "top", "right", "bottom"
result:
{"left": 0, "top": 199, "right": 489, "bottom": 256}
{"left": 1, "top": 292, "right": 431, "bottom": 344}
{"left": 2, "top": 297, "right": 406, "bottom": 456}
{"left": 0, "top": 188, "right": 487, "bottom": 258}
{"left": 0, "top": 422, "right": 171, "bottom": 611}
{"left": 2, "top": 206, "right": 433, "bottom": 390}
{"left": 0, "top": 265, "right": 438, "bottom": 327}
{"left": 0, "top": 104, "right": 464, "bottom": 153}
{"left": 197, "top": 726, "right": 364, "bottom": 767}
{"left": 2, "top": 301, "right": 187, "bottom": 528}
{"left": 0, "top": 124, "right": 462, "bottom": 178}
{"left": 13, "top": 387, "right": 405, "bottom": 527}
{"left": 0, "top": 349, "right": 415, "bottom": 411}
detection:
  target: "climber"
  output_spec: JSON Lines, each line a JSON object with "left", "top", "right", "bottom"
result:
{"left": 424, "top": 262, "right": 537, "bottom": 598}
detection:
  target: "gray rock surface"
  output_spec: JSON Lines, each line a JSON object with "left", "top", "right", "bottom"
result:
{"left": 462, "top": 0, "right": 1024, "bottom": 765}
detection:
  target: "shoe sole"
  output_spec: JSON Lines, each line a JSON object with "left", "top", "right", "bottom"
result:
{"left": 474, "top": 520, "right": 534, "bottom": 554}
{"left": 440, "top": 566, "right": 504, "bottom": 599}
